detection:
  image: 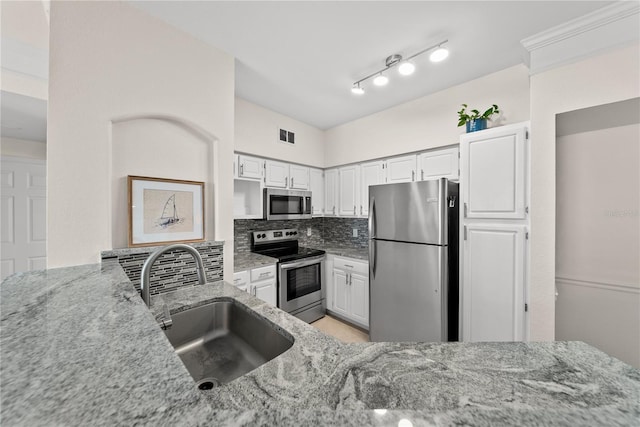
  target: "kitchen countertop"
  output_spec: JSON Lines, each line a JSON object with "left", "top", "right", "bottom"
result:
{"left": 2, "top": 264, "right": 639, "bottom": 426}
{"left": 234, "top": 245, "right": 369, "bottom": 272}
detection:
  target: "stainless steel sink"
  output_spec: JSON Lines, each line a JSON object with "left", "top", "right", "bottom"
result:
{"left": 163, "top": 299, "right": 294, "bottom": 389}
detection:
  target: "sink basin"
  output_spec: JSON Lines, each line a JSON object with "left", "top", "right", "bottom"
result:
{"left": 163, "top": 298, "right": 294, "bottom": 389}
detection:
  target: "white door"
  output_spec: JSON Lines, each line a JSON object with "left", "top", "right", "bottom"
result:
{"left": 1, "top": 157, "right": 47, "bottom": 280}
{"left": 309, "top": 168, "right": 324, "bottom": 215}
{"left": 350, "top": 271, "right": 369, "bottom": 327}
{"left": 418, "top": 146, "right": 459, "bottom": 181}
{"left": 324, "top": 168, "right": 338, "bottom": 216}
{"left": 338, "top": 165, "right": 359, "bottom": 216}
{"left": 461, "top": 124, "right": 528, "bottom": 219}
{"left": 238, "top": 155, "right": 264, "bottom": 180}
{"left": 252, "top": 279, "right": 277, "bottom": 306}
{"left": 360, "top": 160, "right": 385, "bottom": 217}
{"left": 289, "top": 164, "right": 309, "bottom": 190}
{"left": 462, "top": 224, "right": 527, "bottom": 342}
{"left": 386, "top": 154, "right": 417, "bottom": 183}
{"left": 264, "top": 160, "right": 289, "bottom": 188}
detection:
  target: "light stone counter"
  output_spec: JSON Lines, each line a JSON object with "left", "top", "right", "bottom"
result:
{"left": 2, "top": 263, "right": 639, "bottom": 426}
{"left": 233, "top": 252, "right": 277, "bottom": 272}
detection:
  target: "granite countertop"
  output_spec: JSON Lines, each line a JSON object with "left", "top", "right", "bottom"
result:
{"left": 234, "top": 245, "right": 369, "bottom": 272}
{"left": 233, "top": 252, "right": 278, "bottom": 272}
{"left": 2, "top": 264, "right": 639, "bottom": 426}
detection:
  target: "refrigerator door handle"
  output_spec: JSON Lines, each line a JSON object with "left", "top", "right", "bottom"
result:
{"left": 370, "top": 239, "right": 377, "bottom": 278}
{"left": 369, "top": 197, "right": 376, "bottom": 238}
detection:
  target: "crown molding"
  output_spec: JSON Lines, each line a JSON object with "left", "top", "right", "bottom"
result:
{"left": 521, "top": 1, "right": 640, "bottom": 52}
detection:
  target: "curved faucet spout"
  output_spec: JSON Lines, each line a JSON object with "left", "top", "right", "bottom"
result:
{"left": 140, "top": 244, "right": 206, "bottom": 307}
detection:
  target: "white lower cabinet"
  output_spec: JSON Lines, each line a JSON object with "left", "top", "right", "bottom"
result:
{"left": 326, "top": 255, "right": 369, "bottom": 329}
{"left": 233, "top": 264, "right": 277, "bottom": 306}
{"left": 462, "top": 224, "right": 527, "bottom": 342}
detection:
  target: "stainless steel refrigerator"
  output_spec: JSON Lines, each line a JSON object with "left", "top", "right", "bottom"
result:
{"left": 368, "top": 178, "right": 459, "bottom": 342}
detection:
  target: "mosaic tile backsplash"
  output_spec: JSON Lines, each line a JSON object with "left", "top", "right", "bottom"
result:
{"left": 101, "top": 242, "right": 223, "bottom": 295}
{"left": 234, "top": 217, "right": 368, "bottom": 254}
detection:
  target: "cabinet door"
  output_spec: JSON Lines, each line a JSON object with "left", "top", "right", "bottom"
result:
{"left": 418, "top": 146, "right": 459, "bottom": 181}
{"left": 331, "top": 268, "right": 350, "bottom": 317}
{"left": 264, "top": 160, "right": 289, "bottom": 188}
{"left": 460, "top": 124, "right": 527, "bottom": 219}
{"left": 349, "top": 271, "right": 369, "bottom": 327}
{"left": 289, "top": 164, "right": 310, "bottom": 190}
{"left": 324, "top": 255, "right": 334, "bottom": 310}
{"left": 338, "top": 165, "right": 359, "bottom": 216}
{"left": 462, "top": 224, "right": 527, "bottom": 342}
{"left": 385, "top": 154, "right": 417, "bottom": 183}
{"left": 324, "top": 168, "right": 338, "bottom": 216}
{"left": 252, "top": 278, "right": 277, "bottom": 306}
{"left": 309, "top": 168, "right": 325, "bottom": 215}
{"left": 238, "top": 155, "right": 264, "bottom": 180}
{"left": 360, "top": 160, "right": 385, "bottom": 217}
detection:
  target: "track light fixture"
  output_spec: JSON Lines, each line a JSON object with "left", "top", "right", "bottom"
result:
{"left": 351, "top": 39, "right": 448, "bottom": 94}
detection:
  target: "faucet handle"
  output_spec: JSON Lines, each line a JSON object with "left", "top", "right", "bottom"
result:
{"left": 160, "top": 304, "right": 173, "bottom": 330}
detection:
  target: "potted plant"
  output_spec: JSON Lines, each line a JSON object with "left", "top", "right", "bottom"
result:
{"left": 457, "top": 104, "right": 500, "bottom": 133}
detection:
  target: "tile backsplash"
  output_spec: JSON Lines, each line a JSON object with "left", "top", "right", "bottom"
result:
{"left": 234, "top": 217, "right": 368, "bottom": 254}
{"left": 101, "top": 241, "right": 223, "bottom": 295}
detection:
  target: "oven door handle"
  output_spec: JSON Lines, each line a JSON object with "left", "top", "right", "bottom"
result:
{"left": 279, "top": 255, "right": 325, "bottom": 270}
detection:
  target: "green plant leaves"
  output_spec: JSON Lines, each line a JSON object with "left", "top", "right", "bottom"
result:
{"left": 457, "top": 103, "right": 500, "bottom": 126}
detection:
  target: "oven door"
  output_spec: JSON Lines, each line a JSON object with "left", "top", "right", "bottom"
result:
{"left": 278, "top": 255, "right": 325, "bottom": 312}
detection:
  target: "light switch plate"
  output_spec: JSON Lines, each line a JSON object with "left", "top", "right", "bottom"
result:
{"left": 307, "top": 227, "right": 312, "bottom": 236}
{"left": 352, "top": 228, "right": 358, "bottom": 237}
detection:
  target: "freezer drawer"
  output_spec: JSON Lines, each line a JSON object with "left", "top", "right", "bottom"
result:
{"left": 369, "top": 239, "right": 448, "bottom": 342}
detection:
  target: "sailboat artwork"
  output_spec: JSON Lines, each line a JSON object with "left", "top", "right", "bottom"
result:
{"left": 129, "top": 175, "right": 204, "bottom": 247}
{"left": 157, "top": 194, "right": 182, "bottom": 228}
{"left": 142, "top": 188, "right": 195, "bottom": 235}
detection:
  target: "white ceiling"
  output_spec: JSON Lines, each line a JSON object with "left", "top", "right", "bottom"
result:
{"left": 0, "top": 91, "right": 47, "bottom": 142}
{"left": 131, "top": 0, "right": 612, "bottom": 130}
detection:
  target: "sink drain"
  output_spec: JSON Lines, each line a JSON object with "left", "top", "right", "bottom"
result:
{"left": 197, "top": 378, "right": 221, "bottom": 390}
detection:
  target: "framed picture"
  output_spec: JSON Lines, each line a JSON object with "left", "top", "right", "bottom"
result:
{"left": 128, "top": 175, "right": 205, "bottom": 247}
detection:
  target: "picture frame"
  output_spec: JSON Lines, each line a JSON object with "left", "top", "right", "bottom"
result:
{"left": 128, "top": 175, "right": 205, "bottom": 247}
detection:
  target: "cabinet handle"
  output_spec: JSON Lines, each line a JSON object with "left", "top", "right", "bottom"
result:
{"left": 353, "top": 205, "right": 356, "bottom": 215}
{"left": 421, "top": 170, "right": 424, "bottom": 180}
{"left": 412, "top": 170, "right": 415, "bottom": 181}
{"left": 285, "top": 177, "right": 288, "bottom": 187}
{"left": 344, "top": 264, "right": 354, "bottom": 268}
{"left": 291, "top": 177, "right": 294, "bottom": 187}
{"left": 240, "top": 164, "right": 244, "bottom": 176}
{"left": 464, "top": 203, "right": 468, "bottom": 218}
{"left": 333, "top": 206, "right": 336, "bottom": 215}
{"left": 360, "top": 205, "right": 363, "bottom": 215}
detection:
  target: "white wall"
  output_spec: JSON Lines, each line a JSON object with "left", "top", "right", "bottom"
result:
{"left": 555, "top": 122, "right": 639, "bottom": 368}
{"left": 1, "top": 137, "right": 46, "bottom": 160}
{"left": 530, "top": 43, "right": 640, "bottom": 341}
{"left": 324, "top": 65, "right": 530, "bottom": 167}
{"left": 235, "top": 97, "right": 325, "bottom": 168}
{"left": 47, "top": 1, "right": 235, "bottom": 280}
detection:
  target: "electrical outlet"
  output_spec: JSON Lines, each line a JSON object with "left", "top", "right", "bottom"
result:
{"left": 307, "top": 227, "right": 312, "bottom": 237}
{"left": 352, "top": 228, "right": 358, "bottom": 238}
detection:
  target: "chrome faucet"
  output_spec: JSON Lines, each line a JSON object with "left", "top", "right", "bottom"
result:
{"left": 140, "top": 243, "right": 207, "bottom": 307}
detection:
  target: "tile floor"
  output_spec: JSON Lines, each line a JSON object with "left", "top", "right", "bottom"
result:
{"left": 311, "top": 315, "right": 369, "bottom": 343}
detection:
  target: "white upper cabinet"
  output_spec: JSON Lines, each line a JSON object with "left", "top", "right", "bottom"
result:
{"left": 237, "top": 155, "right": 264, "bottom": 180}
{"left": 385, "top": 154, "right": 417, "bottom": 183}
{"left": 309, "top": 168, "right": 324, "bottom": 215}
{"left": 460, "top": 124, "right": 528, "bottom": 219}
{"left": 418, "top": 146, "right": 459, "bottom": 181}
{"left": 289, "top": 164, "right": 310, "bottom": 190}
{"left": 360, "top": 160, "right": 385, "bottom": 217}
{"left": 338, "top": 165, "right": 360, "bottom": 216}
{"left": 264, "top": 160, "right": 289, "bottom": 188}
{"left": 325, "top": 168, "right": 338, "bottom": 216}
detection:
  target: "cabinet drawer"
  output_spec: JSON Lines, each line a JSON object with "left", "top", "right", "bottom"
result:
{"left": 334, "top": 257, "right": 368, "bottom": 275}
{"left": 233, "top": 270, "right": 249, "bottom": 287}
{"left": 250, "top": 264, "right": 276, "bottom": 282}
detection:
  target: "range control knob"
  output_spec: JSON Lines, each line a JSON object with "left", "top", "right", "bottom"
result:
{"left": 292, "top": 231, "right": 297, "bottom": 235}
{"left": 285, "top": 232, "right": 290, "bottom": 236}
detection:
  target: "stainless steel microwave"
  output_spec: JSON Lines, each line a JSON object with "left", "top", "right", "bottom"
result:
{"left": 264, "top": 189, "right": 312, "bottom": 220}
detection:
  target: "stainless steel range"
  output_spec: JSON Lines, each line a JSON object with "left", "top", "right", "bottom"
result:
{"left": 251, "top": 229, "right": 325, "bottom": 323}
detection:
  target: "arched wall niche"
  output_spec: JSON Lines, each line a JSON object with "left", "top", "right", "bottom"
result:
{"left": 109, "top": 114, "right": 219, "bottom": 249}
